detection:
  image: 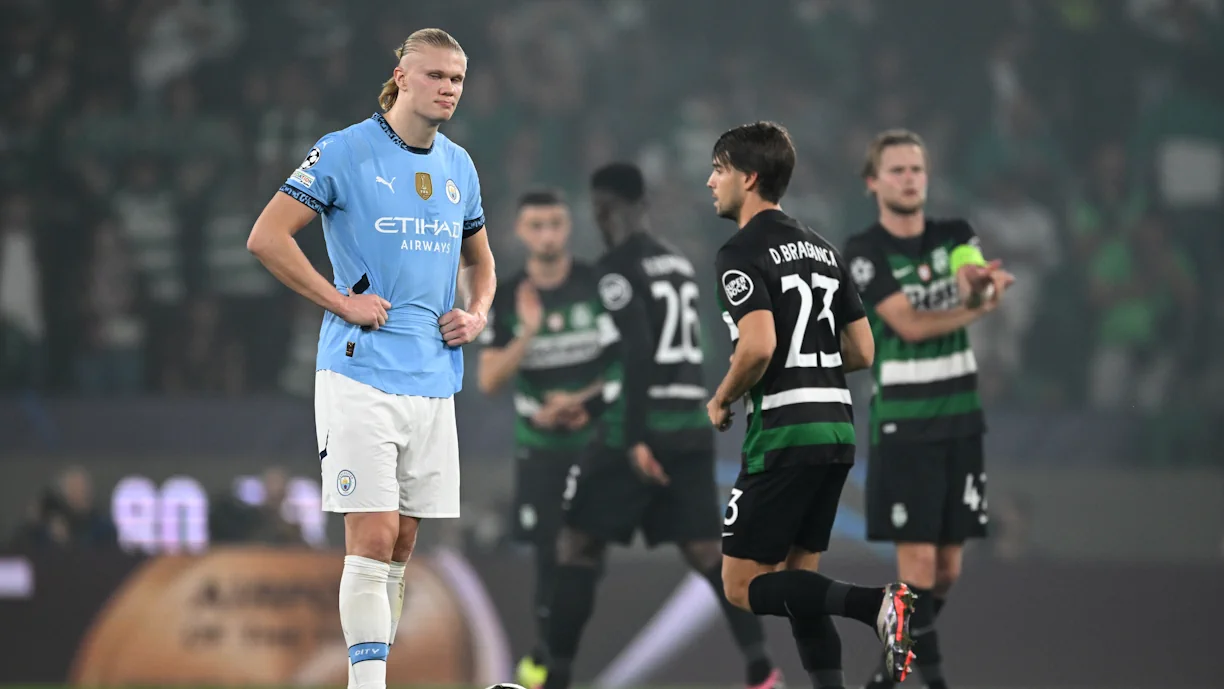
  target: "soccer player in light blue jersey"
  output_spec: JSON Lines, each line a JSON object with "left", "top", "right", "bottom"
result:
{"left": 246, "top": 28, "right": 495, "bottom": 689}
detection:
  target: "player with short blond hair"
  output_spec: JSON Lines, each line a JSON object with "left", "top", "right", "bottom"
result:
{"left": 845, "top": 128, "right": 1014, "bottom": 689}
{"left": 247, "top": 28, "right": 495, "bottom": 689}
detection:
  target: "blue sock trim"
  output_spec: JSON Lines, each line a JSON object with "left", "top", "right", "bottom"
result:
{"left": 349, "top": 641, "right": 389, "bottom": 664}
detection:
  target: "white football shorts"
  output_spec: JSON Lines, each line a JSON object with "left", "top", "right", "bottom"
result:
{"left": 315, "top": 369, "right": 460, "bottom": 518}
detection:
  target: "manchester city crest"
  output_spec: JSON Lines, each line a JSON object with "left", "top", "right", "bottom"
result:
{"left": 337, "top": 470, "right": 356, "bottom": 496}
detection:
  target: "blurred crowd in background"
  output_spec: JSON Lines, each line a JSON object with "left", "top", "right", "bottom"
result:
{"left": 9, "top": 463, "right": 322, "bottom": 551}
{"left": 1, "top": 1, "right": 1221, "bottom": 451}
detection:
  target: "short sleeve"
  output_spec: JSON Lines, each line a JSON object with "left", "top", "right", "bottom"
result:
{"left": 834, "top": 248, "right": 867, "bottom": 325}
{"left": 715, "top": 246, "right": 773, "bottom": 325}
{"left": 462, "top": 151, "right": 485, "bottom": 237}
{"left": 597, "top": 265, "right": 654, "bottom": 447}
{"left": 950, "top": 218, "right": 980, "bottom": 248}
{"left": 279, "top": 134, "right": 347, "bottom": 214}
{"left": 843, "top": 235, "right": 902, "bottom": 308}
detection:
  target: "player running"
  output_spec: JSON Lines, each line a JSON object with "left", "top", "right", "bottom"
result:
{"left": 476, "top": 189, "right": 609, "bottom": 688}
{"left": 704, "top": 122, "right": 916, "bottom": 687}
{"left": 541, "top": 163, "right": 780, "bottom": 689}
{"left": 843, "top": 129, "right": 1013, "bottom": 689}
{"left": 246, "top": 29, "right": 495, "bottom": 689}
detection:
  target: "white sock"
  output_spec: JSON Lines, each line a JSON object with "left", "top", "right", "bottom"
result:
{"left": 340, "top": 555, "right": 391, "bottom": 689}
{"left": 387, "top": 561, "right": 408, "bottom": 645}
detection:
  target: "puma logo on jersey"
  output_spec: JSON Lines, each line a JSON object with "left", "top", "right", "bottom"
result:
{"left": 722, "top": 270, "right": 754, "bottom": 306}
{"left": 375, "top": 176, "right": 396, "bottom": 193}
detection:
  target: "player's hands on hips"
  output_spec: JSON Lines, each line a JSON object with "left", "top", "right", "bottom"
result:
{"left": 707, "top": 396, "right": 733, "bottom": 432}
{"left": 516, "top": 281, "right": 543, "bottom": 336}
{"left": 629, "top": 443, "right": 669, "bottom": 485}
{"left": 440, "top": 308, "right": 486, "bottom": 346}
{"left": 338, "top": 293, "right": 392, "bottom": 329}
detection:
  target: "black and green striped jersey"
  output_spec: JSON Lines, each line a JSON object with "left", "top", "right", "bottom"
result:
{"left": 716, "top": 210, "right": 866, "bottom": 474}
{"left": 843, "top": 219, "right": 985, "bottom": 444}
{"left": 480, "top": 262, "right": 613, "bottom": 451}
{"left": 589, "top": 232, "right": 713, "bottom": 454}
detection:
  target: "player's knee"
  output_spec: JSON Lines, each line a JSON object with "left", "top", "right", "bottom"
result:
{"left": 392, "top": 517, "right": 420, "bottom": 562}
{"left": 934, "top": 548, "right": 963, "bottom": 594}
{"left": 556, "top": 527, "right": 605, "bottom": 568}
{"left": 895, "top": 543, "right": 938, "bottom": 588}
{"left": 344, "top": 512, "right": 399, "bottom": 561}
{"left": 722, "top": 571, "right": 754, "bottom": 611}
{"left": 935, "top": 561, "right": 961, "bottom": 591}
{"left": 720, "top": 560, "right": 756, "bottom": 611}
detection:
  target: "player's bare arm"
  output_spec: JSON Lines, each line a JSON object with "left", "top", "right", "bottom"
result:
{"left": 248, "top": 191, "right": 391, "bottom": 329}
{"left": 708, "top": 310, "right": 776, "bottom": 431}
{"left": 853, "top": 243, "right": 1013, "bottom": 343}
{"left": 839, "top": 316, "right": 875, "bottom": 373}
{"left": 442, "top": 228, "right": 496, "bottom": 346}
{"left": 477, "top": 340, "right": 530, "bottom": 394}
{"left": 873, "top": 292, "right": 988, "bottom": 343}
{"left": 528, "top": 376, "right": 600, "bottom": 431}
{"left": 550, "top": 377, "right": 606, "bottom": 406}
{"left": 477, "top": 281, "right": 542, "bottom": 394}
{"left": 844, "top": 238, "right": 989, "bottom": 344}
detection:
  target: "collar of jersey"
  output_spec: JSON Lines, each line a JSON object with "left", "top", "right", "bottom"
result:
{"left": 372, "top": 113, "right": 434, "bottom": 155}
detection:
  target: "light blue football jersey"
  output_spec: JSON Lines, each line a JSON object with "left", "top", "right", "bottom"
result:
{"left": 280, "top": 113, "right": 486, "bottom": 398}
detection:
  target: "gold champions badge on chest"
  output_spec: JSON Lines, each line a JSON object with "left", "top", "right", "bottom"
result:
{"left": 415, "top": 172, "right": 433, "bottom": 200}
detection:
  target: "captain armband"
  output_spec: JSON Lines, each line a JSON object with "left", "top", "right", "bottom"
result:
{"left": 949, "top": 244, "right": 986, "bottom": 274}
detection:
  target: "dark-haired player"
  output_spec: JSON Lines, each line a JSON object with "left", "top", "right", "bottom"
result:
{"left": 477, "top": 189, "right": 608, "bottom": 688}
{"left": 541, "top": 163, "right": 780, "bottom": 689}
{"left": 844, "top": 129, "right": 1013, "bottom": 689}
{"left": 704, "top": 121, "right": 917, "bottom": 688}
